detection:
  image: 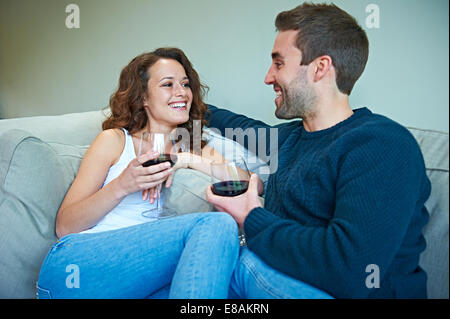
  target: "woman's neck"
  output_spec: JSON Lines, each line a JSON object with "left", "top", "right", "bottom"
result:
{"left": 141, "top": 122, "right": 177, "bottom": 135}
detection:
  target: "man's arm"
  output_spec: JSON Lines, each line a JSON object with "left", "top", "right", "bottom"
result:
{"left": 207, "top": 104, "right": 299, "bottom": 176}
{"left": 207, "top": 104, "right": 272, "bottom": 136}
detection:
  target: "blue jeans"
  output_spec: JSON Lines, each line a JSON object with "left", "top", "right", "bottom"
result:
{"left": 148, "top": 247, "right": 334, "bottom": 299}
{"left": 36, "top": 212, "right": 239, "bottom": 299}
{"left": 229, "top": 247, "right": 333, "bottom": 299}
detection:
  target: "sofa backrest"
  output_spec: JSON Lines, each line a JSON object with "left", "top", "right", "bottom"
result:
{"left": 408, "top": 128, "right": 449, "bottom": 299}
{"left": 0, "top": 110, "right": 106, "bottom": 145}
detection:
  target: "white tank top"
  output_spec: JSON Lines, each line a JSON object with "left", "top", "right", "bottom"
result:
{"left": 80, "top": 128, "right": 159, "bottom": 234}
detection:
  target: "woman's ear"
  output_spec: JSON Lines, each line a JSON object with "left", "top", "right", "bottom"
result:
{"left": 142, "top": 94, "right": 149, "bottom": 107}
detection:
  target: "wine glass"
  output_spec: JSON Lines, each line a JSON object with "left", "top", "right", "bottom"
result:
{"left": 138, "top": 132, "right": 178, "bottom": 218}
{"left": 210, "top": 156, "right": 250, "bottom": 247}
{"left": 210, "top": 156, "right": 250, "bottom": 197}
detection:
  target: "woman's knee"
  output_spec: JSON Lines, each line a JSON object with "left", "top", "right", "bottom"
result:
{"left": 200, "top": 212, "right": 238, "bottom": 233}
{"left": 188, "top": 212, "right": 239, "bottom": 246}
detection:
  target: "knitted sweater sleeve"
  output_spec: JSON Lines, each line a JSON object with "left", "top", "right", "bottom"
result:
{"left": 207, "top": 104, "right": 271, "bottom": 134}
{"left": 243, "top": 124, "right": 431, "bottom": 298}
{"left": 207, "top": 104, "right": 298, "bottom": 164}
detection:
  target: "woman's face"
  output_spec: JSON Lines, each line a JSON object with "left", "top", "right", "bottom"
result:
{"left": 143, "top": 58, "right": 193, "bottom": 132}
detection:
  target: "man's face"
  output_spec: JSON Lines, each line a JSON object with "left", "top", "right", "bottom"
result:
{"left": 264, "top": 30, "right": 317, "bottom": 120}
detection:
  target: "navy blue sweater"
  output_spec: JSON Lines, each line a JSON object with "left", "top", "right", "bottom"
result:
{"left": 207, "top": 105, "right": 431, "bottom": 298}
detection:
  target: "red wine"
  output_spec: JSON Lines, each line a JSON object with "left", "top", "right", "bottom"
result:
{"left": 212, "top": 180, "right": 249, "bottom": 197}
{"left": 142, "top": 154, "right": 177, "bottom": 167}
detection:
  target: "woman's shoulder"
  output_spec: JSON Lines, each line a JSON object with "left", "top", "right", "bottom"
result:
{"left": 94, "top": 128, "right": 125, "bottom": 147}
{"left": 99, "top": 127, "right": 125, "bottom": 139}
{"left": 87, "top": 128, "right": 126, "bottom": 165}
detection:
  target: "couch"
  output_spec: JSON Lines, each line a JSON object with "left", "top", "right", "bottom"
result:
{"left": 0, "top": 108, "right": 448, "bottom": 299}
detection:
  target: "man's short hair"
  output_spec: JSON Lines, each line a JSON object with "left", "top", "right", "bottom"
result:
{"left": 275, "top": 3, "right": 369, "bottom": 95}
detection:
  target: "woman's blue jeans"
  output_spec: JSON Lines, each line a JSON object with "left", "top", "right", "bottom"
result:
{"left": 36, "top": 212, "right": 239, "bottom": 299}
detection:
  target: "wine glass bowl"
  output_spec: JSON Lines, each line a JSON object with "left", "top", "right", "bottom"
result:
{"left": 142, "top": 154, "right": 178, "bottom": 167}
{"left": 210, "top": 157, "right": 250, "bottom": 197}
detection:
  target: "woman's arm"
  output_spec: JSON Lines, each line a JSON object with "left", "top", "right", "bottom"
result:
{"left": 56, "top": 129, "right": 125, "bottom": 237}
{"left": 56, "top": 129, "right": 172, "bottom": 238}
{"left": 165, "top": 145, "right": 264, "bottom": 196}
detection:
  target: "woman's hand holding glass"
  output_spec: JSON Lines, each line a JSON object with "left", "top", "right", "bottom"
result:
{"left": 115, "top": 150, "right": 173, "bottom": 199}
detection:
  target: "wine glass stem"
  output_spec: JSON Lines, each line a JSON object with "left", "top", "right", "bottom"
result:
{"left": 156, "top": 184, "right": 162, "bottom": 212}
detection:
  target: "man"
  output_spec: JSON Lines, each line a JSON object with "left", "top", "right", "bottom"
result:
{"left": 206, "top": 3, "right": 431, "bottom": 298}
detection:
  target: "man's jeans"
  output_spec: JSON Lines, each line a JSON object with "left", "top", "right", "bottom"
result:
{"left": 229, "top": 247, "right": 333, "bottom": 299}
{"left": 36, "top": 212, "right": 239, "bottom": 298}
{"left": 149, "top": 246, "right": 334, "bottom": 299}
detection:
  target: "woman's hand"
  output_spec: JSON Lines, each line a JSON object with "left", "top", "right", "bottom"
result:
{"left": 114, "top": 151, "right": 173, "bottom": 198}
{"left": 142, "top": 152, "right": 193, "bottom": 203}
{"left": 164, "top": 152, "right": 196, "bottom": 188}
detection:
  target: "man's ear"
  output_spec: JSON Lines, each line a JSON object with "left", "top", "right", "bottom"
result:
{"left": 312, "top": 55, "right": 333, "bottom": 82}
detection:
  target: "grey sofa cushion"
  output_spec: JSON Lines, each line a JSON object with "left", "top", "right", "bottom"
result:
{"left": 165, "top": 168, "right": 217, "bottom": 215}
{"left": 0, "top": 110, "right": 106, "bottom": 145}
{"left": 0, "top": 130, "right": 88, "bottom": 298}
{"left": 408, "top": 128, "right": 449, "bottom": 299}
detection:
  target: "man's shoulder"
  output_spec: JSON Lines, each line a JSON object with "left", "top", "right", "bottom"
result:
{"left": 346, "top": 109, "right": 416, "bottom": 145}
{"left": 336, "top": 110, "right": 424, "bottom": 165}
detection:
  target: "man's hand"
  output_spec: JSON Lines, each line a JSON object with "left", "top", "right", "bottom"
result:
{"left": 206, "top": 173, "right": 262, "bottom": 228}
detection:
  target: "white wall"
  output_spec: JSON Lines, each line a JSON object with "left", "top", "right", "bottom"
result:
{"left": 0, "top": 0, "right": 448, "bottom": 132}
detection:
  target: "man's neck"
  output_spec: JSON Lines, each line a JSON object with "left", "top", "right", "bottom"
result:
{"left": 302, "top": 94, "right": 353, "bottom": 132}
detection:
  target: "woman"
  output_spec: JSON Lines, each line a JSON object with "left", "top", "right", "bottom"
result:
{"left": 36, "top": 48, "right": 252, "bottom": 299}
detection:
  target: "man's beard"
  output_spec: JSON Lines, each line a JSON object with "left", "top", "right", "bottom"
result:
{"left": 275, "top": 68, "right": 317, "bottom": 120}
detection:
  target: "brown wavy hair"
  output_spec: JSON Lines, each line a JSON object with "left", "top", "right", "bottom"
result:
{"left": 103, "top": 47, "right": 209, "bottom": 150}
